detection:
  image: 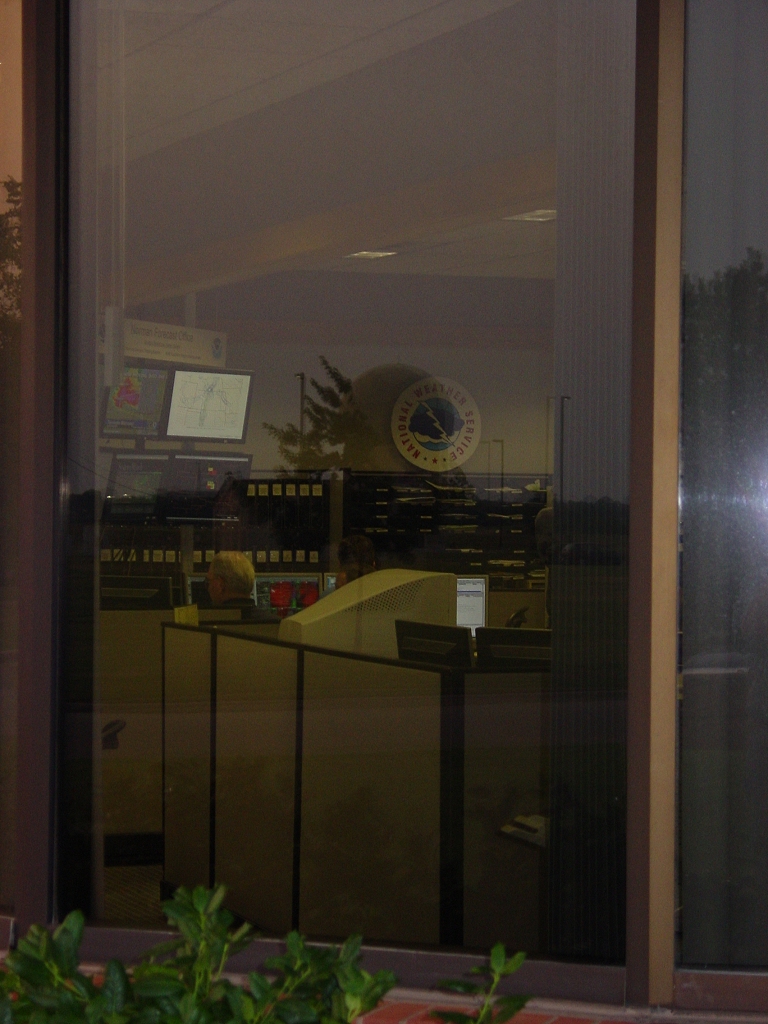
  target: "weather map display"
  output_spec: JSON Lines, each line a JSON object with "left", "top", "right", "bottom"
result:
{"left": 166, "top": 370, "right": 252, "bottom": 441}
{"left": 103, "top": 368, "right": 168, "bottom": 437}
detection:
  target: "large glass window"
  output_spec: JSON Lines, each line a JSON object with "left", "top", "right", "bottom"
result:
{"left": 0, "top": 0, "right": 22, "bottom": 914}
{"left": 66, "top": 0, "right": 636, "bottom": 961}
{"left": 680, "top": 0, "right": 768, "bottom": 969}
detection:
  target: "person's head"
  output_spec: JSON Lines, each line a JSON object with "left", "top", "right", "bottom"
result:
{"left": 206, "top": 550, "right": 255, "bottom": 604}
{"left": 336, "top": 534, "right": 377, "bottom": 588}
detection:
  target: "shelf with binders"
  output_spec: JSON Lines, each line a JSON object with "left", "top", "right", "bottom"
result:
{"left": 98, "top": 472, "right": 333, "bottom": 582}
{"left": 341, "top": 470, "right": 549, "bottom": 583}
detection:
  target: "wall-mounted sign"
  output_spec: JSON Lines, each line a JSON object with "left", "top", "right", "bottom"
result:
{"left": 122, "top": 318, "right": 227, "bottom": 367}
{"left": 391, "top": 376, "right": 481, "bottom": 471}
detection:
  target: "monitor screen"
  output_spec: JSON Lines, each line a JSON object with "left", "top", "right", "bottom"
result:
{"left": 166, "top": 370, "right": 252, "bottom": 441}
{"left": 186, "top": 573, "right": 211, "bottom": 607}
{"left": 103, "top": 367, "right": 168, "bottom": 437}
{"left": 253, "top": 575, "right": 321, "bottom": 619}
{"left": 100, "top": 575, "right": 173, "bottom": 611}
{"left": 323, "top": 573, "right": 338, "bottom": 593}
{"left": 108, "top": 454, "right": 169, "bottom": 499}
{"left": 457, "top": 576, "right": 487, "bottom": 635}
{"left": 166, "top": 454, "right": 251, "bottom": 493}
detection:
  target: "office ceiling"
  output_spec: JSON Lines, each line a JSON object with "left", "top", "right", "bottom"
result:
{"left": 103, "top": 0, "right": 528, "bottom": 160}
{"left": 96, "top": 0, "right": 557, "bottom": 302}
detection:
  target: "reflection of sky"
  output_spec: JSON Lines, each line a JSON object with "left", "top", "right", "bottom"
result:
{"left": 685, "top": 0, "right": 768, "bottom": 278}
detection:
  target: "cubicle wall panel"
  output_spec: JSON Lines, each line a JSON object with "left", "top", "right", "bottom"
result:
{"left": 100, "top": 704, "right": 163, "bottom": 836}
{"left": 215, "top": 636, "right": 297, "bottom": 934}
{"left": 101, "top": 611, "right": 175, "bottom": 702}
{"left": 100, "top": 611, "right": 173, "bottom": 839}
{"left": 464, "top": 671, "right": 548, "bottom": 953}
{"left": 163, "top": 628, "right": 212, "bottom": 890}
{"left": 301, "top": 653, "right": 441, "bottom": 944}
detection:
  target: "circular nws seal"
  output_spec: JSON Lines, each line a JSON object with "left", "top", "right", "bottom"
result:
{"left": 391, "top": 376, "right": 481, "bottom": 471}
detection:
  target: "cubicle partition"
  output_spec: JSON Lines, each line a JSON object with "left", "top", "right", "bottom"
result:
{"left": 162, "top": 624, "right": 550, "bottom": 948}
{"left": 300, "top": 651, "right": 442, "bottom": 944}
{"left": 98, "top": 611, "right": 271, "bottom": 849}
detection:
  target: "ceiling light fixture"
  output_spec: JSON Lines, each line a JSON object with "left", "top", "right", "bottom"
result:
{"left": 504, "top": 209, "right": 557, "bottom": 222}
{"left": 344, "top": 250, "right": 398, "bottom": 259}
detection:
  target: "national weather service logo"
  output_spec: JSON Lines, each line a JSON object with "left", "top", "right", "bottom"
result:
{"left": 391, "top": 377, "right": 481, "bottom": 471}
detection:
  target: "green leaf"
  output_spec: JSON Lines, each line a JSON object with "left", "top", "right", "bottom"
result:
{"left": 132, "top": 1007, "right": 165, "bottom": 1024}
{"left": 50, "top": 930, "right": 79, "bottom": 978}
{"left": 132, "top": 976, "right": 186, "bottom": 1000}
{"left": 285, "top": 932, "right": 303, "bottom": 961}
{"left": 338, "top": 935, "right": 361, "bottom": 967}
{"left": 102, "top": 960, "right": 132, "bottom": 1014}
{"left": 501, "top": 953, "right": 525, "bottom": 977}
{"left": 435, "top": 981, "right": 482, "bottom": 995}
{"left": 5, "top": 951, "right": 49, "bottom": 987}
{"left": 69, "top": 973, "right": 96, "bottom": 1000}
{"left": 492, "top": 995, "right": 529, "bottom": 1023}
{"left": 191, "top": 887, "right": 210, "bottom": 914}
{"left": 274, "top": 998, "right": 318, "bottom": 1024}
{"left": 247, "top": 974, "right": 272, "bottom": 1003}
{"left": 29, "top": 1009, "right": 50, "bottom": 1024}
{"left": 54, "top": 911, "right": 86, "bottom": 956}
{"left": 489, "top": 944, "right": 506, "bottom": 976}
{"left": 205, "top": 886, "right": 227, "bottom": 916}
{"left": 141, "top": 937, "right": 186, "bottom": 963}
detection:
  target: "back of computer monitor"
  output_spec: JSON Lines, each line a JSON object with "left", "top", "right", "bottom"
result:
{"left": 475, "top": 626, "right": 552, "bottom": 671}
{"left": 278, "top": 569, "right": 457, "bottom": 659}
{"left": 395, "top": 620, "right": 473, "bottom": 669}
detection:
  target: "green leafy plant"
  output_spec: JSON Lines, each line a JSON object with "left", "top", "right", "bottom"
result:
{"left": 262, "top": 357, "right": 372, "bottom": 471}
{"left": 0, "top": 884, "right": 396, "bottom": 1024}
{"left": 432, "top": 944, "right": 528, "bottom": 1024}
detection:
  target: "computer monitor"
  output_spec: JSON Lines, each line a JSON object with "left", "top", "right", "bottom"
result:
{"left": 186, "top": 573, "right": 212, "bottom": 607}
{"left": 323, "top": 573, "right": 338, "bottom": 593}
{"left": 163, "top": 454, "right": 252, "bottom": 523}
{"left": 102, "top": 367, "right": 169, "bottom": 438}
{"left": 100, "top": 575, "right": 173, "bottom": 611}
{"left": 165, "top": 369, "right": 252, "bottom": 441}
{"left": 278, "top": 569, "right": 457, "bottom": 659}
{"left": 395, "top": 620, "right": 473, "bottom": 669}
{"left": 475, "top": 627, "right": 552, "bottom": 671}
{"left": 253, "top": 574, "right": 322, "bottom": 619}
{"left": 165, "top": 454, "right": 252, "bottom": 492}
{"left": 456, "top": 575, "right": 487, "bottom": 635}
{"left": 104, "top": 454, "right": 170, "bottom": 521}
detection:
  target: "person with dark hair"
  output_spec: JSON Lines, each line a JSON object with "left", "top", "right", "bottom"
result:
{"left": 336, "top": 534, "right": 377, "bottom": 588}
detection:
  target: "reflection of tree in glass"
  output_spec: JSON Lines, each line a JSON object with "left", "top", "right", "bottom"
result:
{"left": 682, "top": 248, "right": 768, "bottom": 655}
{"left": 263, "top": 356, "right": 371, "bottom": 471}
{"left": 0, "top": 177, "right": 21, "bottom": 352}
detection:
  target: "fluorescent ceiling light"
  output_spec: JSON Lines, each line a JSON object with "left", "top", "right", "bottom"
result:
{"left": 344, "top": 250, "right": 398, "bottom": 259}
{"left": 504, "top": 209, "right": 557, "bottom": 222}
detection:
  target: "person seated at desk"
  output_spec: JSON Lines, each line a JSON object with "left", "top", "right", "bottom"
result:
{"left": 206, "top": 550, "right": 275, "bottom": 622}
{"left": 335, "top": 533, "right": 377, "bottom": 589}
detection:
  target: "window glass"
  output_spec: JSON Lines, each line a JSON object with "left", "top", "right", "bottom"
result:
{"left": 680, "top": 0, "right": 768, "bottom": 968}
{"left": 0, "top": 0, "right": 22, "bottom": 914}
{"left": 66, "top": 0, "right": 635, "bottom": 961}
